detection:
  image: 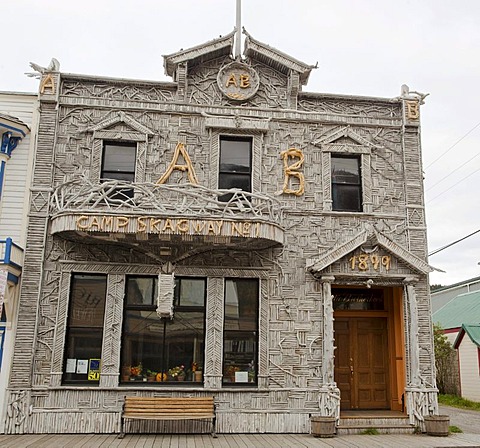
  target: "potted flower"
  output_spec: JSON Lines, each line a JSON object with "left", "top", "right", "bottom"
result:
{"left": 192, "top": 362, "right": 203, "bottom": 382}
{"left": 224, "top": 365, "right": 239, "bottom": 382}
{"left": 168, "top": 365, "right": 185, "bottom": 381}
{"left": 146, "top": 369, "right": 157, "bottom": 382}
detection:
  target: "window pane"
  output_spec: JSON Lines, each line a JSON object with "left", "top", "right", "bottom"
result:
{"left": 121, "top": 277, "right": 206, "bottom": 385}
{"left": 63, "top": 274, "right": 107, "bottom": 385}
{"left": 218, "top": 173, "right": 251, "bottom": 192}
{"left": 101, "top": 171, "right": 135, "bottom": 183}
{"left": 332, "top": 157, "right": 360, "bottom": 184}
{"left": 174, "top": 278, "right": 206, "bottom": 307}
{"left": 332, "top": 184, "right": 362, "bottom": 211}
{"left": 220, "top": 138, "right": 251, "bottom": 173}
{"left": 223, "top": 279, "right": 258, "bottom": 386}
{"left": 103, "top": 143, "right": 136, "bottom": 173}
{"left": 126, "top": 277, "right": 157, "bottom": 306}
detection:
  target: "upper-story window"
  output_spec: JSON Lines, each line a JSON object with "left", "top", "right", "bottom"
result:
{"left": 219, "top": 136, "right": 252, "bottom": 201}
{"left": 331, "top": 155, "right": 362, "bottom": 212}
{"left": 101, "top": 141, "right": 136, "bottom": 199}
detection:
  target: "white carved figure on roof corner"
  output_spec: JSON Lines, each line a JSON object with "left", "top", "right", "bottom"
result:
{"left": 25, "top": 58, "right": 60, "bottom": 78}
{"left": 400, "top": 84, "right": 429, "bottom": 104}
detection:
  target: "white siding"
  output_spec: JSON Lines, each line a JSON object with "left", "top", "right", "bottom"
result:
{"left": 458, "top": 336, "right": 480, "bottom": 401}
{"left": 0, "top": 92, "right": 38, "bottom": 248}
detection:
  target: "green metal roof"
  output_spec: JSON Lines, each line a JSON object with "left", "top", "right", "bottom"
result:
{"left": 432, "top": 290, "right": 480, "bottom": 330}
{"left": 454, "top": 324, "right": 480, "bottom": 348}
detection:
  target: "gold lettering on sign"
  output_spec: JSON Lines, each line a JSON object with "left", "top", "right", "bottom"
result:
{"left": 73, "top": 215, "right": 267, "bottom": 240}
{"left": 157, "top": 142, "right": 199, "bottom": 185}
{"left": 349, "top": 254, "right": 391, "bottom": 272}
{"left": 40, "top": 74, "right": 55, "bottom": 94}
{"left": 177, "top": 219, "right": 189, "bottom": 233}
{"left": 225, "top": 73, "right": 251, "bottom": 89}
{"left": 406, "top": 100, "right": 420, "bottom": 120}
{"left": 226, "top": 74, "right": 238, "bottom": 87}
{"left": 239, "top": 74, "right": 250, "bottom": 88}
{"left": 280, "top": 148, "right": 305, "bottom": 196}
{"left": 137, "top": 217, "right": 147, "bottom": 232}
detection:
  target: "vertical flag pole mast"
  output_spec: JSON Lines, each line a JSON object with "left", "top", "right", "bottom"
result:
{"left": 235, "top": 0, "right": 242, "bottom": 59}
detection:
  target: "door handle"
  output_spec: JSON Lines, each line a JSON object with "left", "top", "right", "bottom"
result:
{"left": 350, "top": 358, "right": 354, "bottom": 376}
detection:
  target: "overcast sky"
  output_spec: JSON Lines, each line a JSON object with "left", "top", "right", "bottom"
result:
{"left": 2, "top": 0, "right": 480, "bottom": 286}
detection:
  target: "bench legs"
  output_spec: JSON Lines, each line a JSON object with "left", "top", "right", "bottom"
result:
{"left": 212, "top": 415, "right": 217, "bottom": 438}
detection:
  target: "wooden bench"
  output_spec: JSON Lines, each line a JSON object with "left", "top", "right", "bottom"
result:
{"left": 119, "top": 396, "right": 216, "bottom": 438}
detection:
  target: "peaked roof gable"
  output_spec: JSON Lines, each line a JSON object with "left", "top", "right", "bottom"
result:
{"left": 86, "top": 111, "right": 154, "bottom": 135}
{"left": 163, "top": 30, "right": 236, "bottom": 78}
{"left": 307, "top": 227, "right": 434, "bottom": 276}
{"left": 243, "top": 30, "right": 315, "bottom": 85}
{"left": 454, "top": 324, "right": 480, "bottom": 348}
{"left": 313, "top": 126, "right": 382, "bottom": 148}
{"left": 433, "top": 290, "right": 480, "bottom": 330}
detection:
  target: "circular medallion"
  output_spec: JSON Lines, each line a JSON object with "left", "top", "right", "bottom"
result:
{"left": 217, "top": 61, "right": 260, "bottom": 101}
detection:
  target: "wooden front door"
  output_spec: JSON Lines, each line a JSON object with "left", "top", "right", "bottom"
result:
{"left": 334, "top": 317, "right": 389, "bottom": 409}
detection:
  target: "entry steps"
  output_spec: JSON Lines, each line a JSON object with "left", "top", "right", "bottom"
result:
{"left": 337, "top": 415, "right": 415, "bottom": 435}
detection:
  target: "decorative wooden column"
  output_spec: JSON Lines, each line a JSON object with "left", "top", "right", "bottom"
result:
{"left": 403, "top": 277, "right": 438, "bottom": 427}
{"left": 318, "top": 276, "right": 340, "bottom": 419}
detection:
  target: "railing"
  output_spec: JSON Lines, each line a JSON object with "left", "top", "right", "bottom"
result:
{"left": 0, "top": 238, "right": 24, "bottom": 268}
{"left": 50, "top": 178, "right": 284, "bottom": 226}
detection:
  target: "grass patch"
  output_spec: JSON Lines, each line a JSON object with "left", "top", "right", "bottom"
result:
{"left": 360, "top": 428, "right": 380, "bottom": 435}
{"left": 449, "top": 425, "right": 463, "bottom": 434}
{"left": 438, "top": 394, "right": 480, "bottom": 411}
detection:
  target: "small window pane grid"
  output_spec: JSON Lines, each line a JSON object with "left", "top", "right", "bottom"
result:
{"left": 331, "top": 155, "right": 362, "bottom": 212}
{"left": 219, "top": 136, "right": 252, "bottom": 202}
{"left": 120, "top": 276, "right": 206, "bottom": 385}
{"left": 101, "top": 141, "right": 136, "bottom": 200}
{"left": 62, "top": 274, "right": 108, "bottom": 385}
{"left": 223, "top": 278, "right": 259, "bottom": 386}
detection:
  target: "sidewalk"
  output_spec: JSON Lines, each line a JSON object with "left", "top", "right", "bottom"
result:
{"left": 0, "top": 432, "right": 479, "bottom": 448}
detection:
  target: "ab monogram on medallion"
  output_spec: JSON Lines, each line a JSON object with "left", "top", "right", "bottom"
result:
{"left": 217, "top": 61, "right": 260, "bottom": 101}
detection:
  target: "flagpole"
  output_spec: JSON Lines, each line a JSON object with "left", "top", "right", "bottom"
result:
{"left": 235, "top": 0, "right": 241, "bottom": 59}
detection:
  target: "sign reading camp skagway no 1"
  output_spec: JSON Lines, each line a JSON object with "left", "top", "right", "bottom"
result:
{"left": 49, "top": 214, "right": 284, "bottom": 245}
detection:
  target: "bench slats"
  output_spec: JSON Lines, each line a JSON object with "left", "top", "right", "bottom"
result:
{"left": 120, "top": 396, "right": 216, "bottom": 438}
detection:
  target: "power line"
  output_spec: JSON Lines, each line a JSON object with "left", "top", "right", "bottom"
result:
{"left": 426, "top": 151, "right": 480, "bottom": 192}
{"left": 426, "top": 165, "right": 480, "bottom": 203}
{"left": 424, "top": 120, "right": 480, "bottom": 171}
{"left": 429, "top": 228, "right": 480, "bottom": 256}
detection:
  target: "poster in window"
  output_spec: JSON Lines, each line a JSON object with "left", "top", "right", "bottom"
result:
{"left": 88, "top": 358, "right": 101, "bottom": 381}
{"left": 66, "top": 358, "right": 76, "bottom": 373}
{"left": 76, "top": 359, "right": 88, "bottom": 374}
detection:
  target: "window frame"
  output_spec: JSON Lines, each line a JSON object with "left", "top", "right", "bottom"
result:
{"left": 218, "top": 135, "right": 253, "bottom": 201}
{"left": 331, "top": 154, "right": 363, "bottom": 212}
{"left": 120, "top": 275, "right": 207, "bottom": 386}
{"left": 62, "top": 273, "right": 108, "bottom": 386}
{"left": 321, "top": 142, "right": 372, "bottom": 214}
{"left": 222, "top": 278, "right": 259, "bottom": 387}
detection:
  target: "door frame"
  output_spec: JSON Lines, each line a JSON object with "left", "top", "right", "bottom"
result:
{"left": 333, "top": 286, "right": 405, "bottom": 412}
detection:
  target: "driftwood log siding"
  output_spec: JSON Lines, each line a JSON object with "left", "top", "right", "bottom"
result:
{"left": 5, "top": 32, "right": 437, "bottom": 434}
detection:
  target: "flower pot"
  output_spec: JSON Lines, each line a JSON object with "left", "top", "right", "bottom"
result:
{"left": 311, "top": 416, "right": 336, "bottom": 438}
{"left": 177, "top": 374, "right": 186, "bottom": 382}
{"left": 424, "top": 415, "right": 450, "bottom": 437}
{"left": 194, "top": 371, "right": 203, "bottom": 382}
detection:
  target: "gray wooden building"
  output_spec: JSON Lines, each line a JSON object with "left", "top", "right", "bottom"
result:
{"left": 4, "top": 30, "right": 439, "bottom": 434}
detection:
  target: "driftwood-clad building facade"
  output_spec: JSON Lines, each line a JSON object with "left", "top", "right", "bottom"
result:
{"left": 5, "top": 30, "right": 439, "bottom": 434}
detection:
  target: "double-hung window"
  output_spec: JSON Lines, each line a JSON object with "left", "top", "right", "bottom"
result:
{"left": 63, "top": 274, "right": 107, "bottom": 385}
{"left": 120, "top": 276, "right": 206, "bottom": 384}
{"left": 331, "top": 155, "right": 362, "bottom": 212}
{"left": 223, "top": 278, "right": 258, "bottom": 385}
{"left": 101, "top": 141, "right": 136, "bottom": 199}
{"left": 218, "top": 136, "right": 252, "bottom": 202}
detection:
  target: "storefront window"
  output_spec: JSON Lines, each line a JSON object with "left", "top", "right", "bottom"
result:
{"left": 120, "top": 276, "right": 206, "bottom": 384}
{"left": 223, "top": 278, "right": 258, "bottom": 386}
{"left": 63, "top": 274, "right": 107, "bottom": 385}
